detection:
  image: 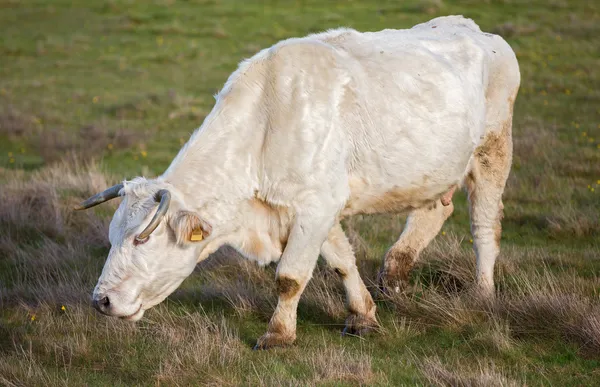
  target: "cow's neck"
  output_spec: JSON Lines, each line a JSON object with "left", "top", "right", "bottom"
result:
{"left": 160, "top": 92, "right": 291, "bottom": 262}
{"left": 161, "top": 95, "right": 264, "bottom": 208}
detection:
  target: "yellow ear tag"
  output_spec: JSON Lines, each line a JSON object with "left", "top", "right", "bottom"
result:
{"left": 190, "top": 229, "right": 204, "bottom": 242}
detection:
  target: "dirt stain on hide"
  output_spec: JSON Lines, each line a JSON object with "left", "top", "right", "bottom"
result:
{"left": 385, "top": 247, "right": 417, "bottom": 282}
{"left": 474, "top": 130, "right": 509, "bottom": 187}
{"left": 276, "top": 276, "right": 301, "bottom": 300}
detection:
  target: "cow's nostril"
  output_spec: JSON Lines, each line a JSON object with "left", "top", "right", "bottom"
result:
{"left": 93, "top": 295, "right": 111, "bottom": 314}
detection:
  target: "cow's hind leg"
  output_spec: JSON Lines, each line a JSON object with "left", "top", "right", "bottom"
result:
{"left": 379, "top": 200, "right": 454, "bottom": 293}
{"left": 466, "top": 125, "right": 512, "bottom": 297}
{"left": 321, "top": 222, "right": 377, "bottom": 336}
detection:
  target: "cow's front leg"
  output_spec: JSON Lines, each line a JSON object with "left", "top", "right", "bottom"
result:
{"left": 254, "top": 213, "right": 334, "bottom": 350}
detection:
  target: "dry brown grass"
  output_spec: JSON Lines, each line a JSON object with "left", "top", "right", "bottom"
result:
{"left": 198, "top": 259, "right": 279, "bottom": 320}
{"left": 0, "top": 161, "right": 116, "bottom": 306}
{"left": 0, "top": 106, "right": 35, "bottom": 138}
{"left": 182, "top": 245, "right": 348, "bottom": 323}
{"left": 0, "top": 303, "right": 245, "bottom": 386}
{"left": 249, "top": 346, "right": 375, "bottom": 386}
{"left": 420, "top": 357, "right": 523, "bottom": 387}
{"left": 499, "top": 275, "right": 600, "bottom": 356}
{"left": 0, "top": 106, "right": 136, "bottom": 164}
{"left": 1, "top": 161, "right": 599, "bottom": 384}
{"left": 303, "top": 346, "right": 375, "bottom": 385}
{"left": 379, "top": 236, "right": 600, "bottom": 358}
{"left": 0, "top": 161, "right": 377, "bottom": 384}
{"left": 148, "top": 313, "right": 244, "bottom": 384}
{"left": 37, "top": 124, "right": 136, "bottom": 164}
{"left": 546, "top": 204, "right": 600, "bottom": 239}
{"left": 2, "top": 0, "right": 599, "bottom": 383}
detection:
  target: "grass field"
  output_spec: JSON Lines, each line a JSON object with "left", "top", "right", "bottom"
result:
{"left": 1, "top": 0, "right": 599, "bottom": 385}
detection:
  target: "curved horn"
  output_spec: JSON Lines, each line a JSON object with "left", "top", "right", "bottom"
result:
{"left": 74, "top": 183, "right": 124, "bottom": 210}
{"left": 135, "top": 189, "right": 171, "bottom": 241}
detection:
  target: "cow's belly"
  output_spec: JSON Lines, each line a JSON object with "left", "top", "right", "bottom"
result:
{"left": 341, "top": 176, "right": 455, "bottom": 216}
{"left": 340, "top": 136, "right": 472, "bottom": 216}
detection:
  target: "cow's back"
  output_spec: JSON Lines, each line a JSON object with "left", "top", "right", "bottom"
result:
{"left": 206, "top": 17, "right": 519, "bottom": 215}
{"left": 309, "top": 16, "right": 520, "bottom": 215}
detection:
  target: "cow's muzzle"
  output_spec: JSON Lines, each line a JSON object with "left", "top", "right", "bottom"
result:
{"left": 92, "top": 295, "right": 111, "bottom": 315}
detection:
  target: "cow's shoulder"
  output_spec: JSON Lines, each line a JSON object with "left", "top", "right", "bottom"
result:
{"left": 411, "top": 15, "right": 482, "bottom": 32}
{"left": 264, "top": 35, "right": 344, "bottom": 71}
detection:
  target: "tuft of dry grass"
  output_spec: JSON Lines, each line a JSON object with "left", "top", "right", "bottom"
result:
{"left": 0, "top": 161, "right": 116, "bottom": 306}
{"left": 303, "top": 266, "right": 347, "bottom": 321}
{"left": 546, "top": 204, "right": 600, "bottom": 239}
{"left": 1, "top": 157, "right": 599, "bottom": 384}
{"left": 0, "top": 106, "right": 136, "bottom": 164}
{"left": 572, "top": 312, "right": 600, "bottom": 357}
{"left": 251, "top": 345, "right": 375, "bottom": 386}
{"left": 0, "top": 303, "right": 245, "bottom": 386}
{"left": 470, "top": 319, "right": 514, "bottom": 354}
{"left": 35, "top": 124, "right": 137, "bottom": 164}
{"left": 0, "top": 106, "right": 36, "bottom": 138}
{"left": 306, "top": 346, "right": 374, "bottom": 385}
{"left": 420, "top": 357, "right": 522, "bottom": 387}
{"left": 180, "top": 246, "right": 348, "bottom": 323}
{"left": 148, "top": 313, "right": 244, "bottom": 384}
{"left": 499, "top": 275, "right": 600, "bottom": 356}
{"left": 378, "top": 234, "right": 600, "bottom": 358}
{"left": 194, "top": 252, "right": 279, "bottom": 319}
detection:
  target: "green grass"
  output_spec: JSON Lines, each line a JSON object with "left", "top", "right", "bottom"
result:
{"left": 1, "top": 0, "right": 600, "bottom": 385}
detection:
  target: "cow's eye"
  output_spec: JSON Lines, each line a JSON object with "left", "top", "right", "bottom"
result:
{"left": 133, "top": 236, "right": 149, "bottom": 246}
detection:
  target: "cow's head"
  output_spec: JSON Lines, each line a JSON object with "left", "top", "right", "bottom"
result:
{"left": 76, "top": 178, "right": 212, "bottom": 321}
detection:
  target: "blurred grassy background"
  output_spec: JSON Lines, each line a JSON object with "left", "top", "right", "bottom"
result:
{"left": 1, "top": 0, "right": 599, "bottom": 385}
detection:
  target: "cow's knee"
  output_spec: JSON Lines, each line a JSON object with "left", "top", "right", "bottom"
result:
{"left": 276, "top": 275, "right": 301, "bottom": 301}
{"left": 379, "top": 246, "right": 417, "bottom": 293}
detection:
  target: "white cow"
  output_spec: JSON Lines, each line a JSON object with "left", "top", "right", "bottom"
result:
{"left": 77, "top": 15, "right": 519, "bottom": 349}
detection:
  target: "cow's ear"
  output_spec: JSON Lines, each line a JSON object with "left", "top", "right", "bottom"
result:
{"left": 169, "top": 210, "right": 212, "bottom": 244}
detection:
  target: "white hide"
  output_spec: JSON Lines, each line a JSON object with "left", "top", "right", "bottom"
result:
{"left": 93, "top": 15, "right": 520, "bottom": 321}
